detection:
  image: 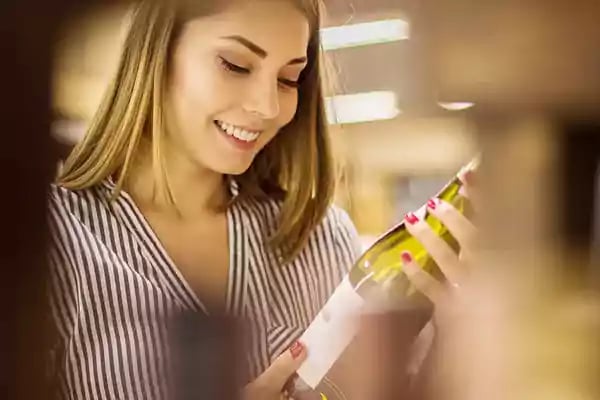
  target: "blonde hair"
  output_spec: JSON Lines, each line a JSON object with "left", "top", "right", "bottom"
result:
{"left": 58, "top": 0, "right": 337, "bottom": 261}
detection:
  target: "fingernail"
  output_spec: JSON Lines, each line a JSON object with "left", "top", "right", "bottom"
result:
{"left": 405, "top": 212, "right": 419, "bottom": 225}
{"left": 427, "top": 198, "right": 438, "bottom": 210}
{"left": 401, "top": 251, "right": 413, "bottom": 264}
{"left": 289, "top": 341, "right": 304, "bottom": 359}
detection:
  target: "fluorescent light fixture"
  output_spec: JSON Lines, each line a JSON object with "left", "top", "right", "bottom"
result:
{"left": 320, "top": 19, "right": 410, "bottom": 51}
{"left": 438, "top": 102, "right": 476, "bottom": 111}
{"left": 325, "top": 91, "right": 400, "bottom": 124}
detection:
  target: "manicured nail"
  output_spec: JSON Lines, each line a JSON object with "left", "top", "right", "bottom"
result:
{"left": 405, "top": 212, "right": 419, "bottom": 225}
{"left": 427, "top": 198, "right": 438, "bottom": 210}
{"left": 289, "top": 341, "right": 304, "bottom": 359}
{"left": 401, "top": 251, "right": 413, "bottom": 264}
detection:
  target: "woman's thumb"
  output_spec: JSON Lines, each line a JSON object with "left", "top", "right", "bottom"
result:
{"left": 255, "top": 341, "right": 307, "bottom": 392}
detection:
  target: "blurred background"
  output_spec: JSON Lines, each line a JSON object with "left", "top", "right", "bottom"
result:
{"left": 7, "top": 0, "right": 594, "bottom": 399}
{"left": 50, "top": 0, "right": 478, "bottom": 249}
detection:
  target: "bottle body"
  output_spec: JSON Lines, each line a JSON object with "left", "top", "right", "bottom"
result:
{"left": 295, "top": 158, "right": 478, "bottom": 397}
{"left": 349, "top": 159, "right": 476, "bottom": 300}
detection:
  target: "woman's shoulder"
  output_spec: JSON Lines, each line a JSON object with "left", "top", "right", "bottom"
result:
{"left": 50, "top": 181, "right": 95, "bottom": 203}
{"left": 323, "top": 204, "right": 357, "bottom": 234}
{"left": 313, "top": 204, "right": 362, "bottom": 257}
{"left": 244, "top": 198, "right": 362, "bottom": 262}
{"left": 49, "top": 183, "right": 80, "bottom": 212}
{"left": 48, "top": 181, "right": 114, "bottom": 222}
{"left": 48, "top": 182, "right": 78, "bottom": 204}
{"left": 299, "top": 204, "right": 362, "bottom": 280}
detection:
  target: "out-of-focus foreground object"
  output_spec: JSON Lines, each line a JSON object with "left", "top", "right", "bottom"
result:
{"left": 312, "top": 0, "right": 600, "bottom": 398}
{"left": 417, "top": 1, "right": 600, "bottom": 400}
{"left": 0, "top": 0, "right": 75, "bottom": 399}
{"left": 421, "top": 0, "right": 600, "bottom": 111}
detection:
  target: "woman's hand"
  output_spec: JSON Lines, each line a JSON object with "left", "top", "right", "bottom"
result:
{"left": 242, "top": 341, "right": 307, "bottom": 400}
{"left": 400, "top": 172, "right": 480, "bottom": 380}
{"left": 401, "top": 171, "right": 479, "bottom": 326}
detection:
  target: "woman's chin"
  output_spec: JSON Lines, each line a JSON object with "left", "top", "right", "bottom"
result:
{"left": 195, "top": 144, "right": 258, "bottom": 176}
{"left": 210, "top": 160, "right": 253, "bottom": 176}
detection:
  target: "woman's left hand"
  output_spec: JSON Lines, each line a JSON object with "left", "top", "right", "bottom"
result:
{"left": 401, "top": 172, "right": 479, "bottom": 326}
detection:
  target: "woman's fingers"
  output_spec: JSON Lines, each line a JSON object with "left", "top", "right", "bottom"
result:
{"left": 404, "top": 212, "right": 462, "bottom": 285}
{"left": 460, "top": 169, "right": 483, "bottom": 216}
{"left": 244, "top": 341, "right": 307, "bottom": 400}
{"left": 401, "top": 251, "right": 446, "bottom": 304}
{"left": 426, "top": 198, "right": 477, "bottom": 251}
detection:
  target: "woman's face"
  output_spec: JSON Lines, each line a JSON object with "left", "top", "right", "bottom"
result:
{"left": 166, "top": 0, "right": 310, "bottom": 175}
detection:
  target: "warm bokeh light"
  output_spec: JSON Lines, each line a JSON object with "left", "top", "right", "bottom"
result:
{"left": 320, "top": 19, "right": 410, "bottom": 51}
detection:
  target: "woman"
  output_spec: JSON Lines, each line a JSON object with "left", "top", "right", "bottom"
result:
{"left": 48, "top": 0, "right": 477, "bottom": 399}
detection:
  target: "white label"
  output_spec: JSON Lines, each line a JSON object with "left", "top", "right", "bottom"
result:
{"left": 296, "top": 276, "right": 365, "bottom": 388}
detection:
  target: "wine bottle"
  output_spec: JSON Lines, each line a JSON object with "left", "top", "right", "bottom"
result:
{"left": 349, "top": 157, "right": 478, "bottom": 300}
{"left": 294, "top": 157, "right": 479, "bottom": 397}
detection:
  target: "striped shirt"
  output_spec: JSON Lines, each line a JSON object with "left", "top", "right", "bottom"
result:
{"left": 48, "top": 180, "right": 361, "bottom": 400}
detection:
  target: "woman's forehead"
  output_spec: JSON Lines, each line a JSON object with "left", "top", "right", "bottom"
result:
{"left": 176, "top": 0, "right": 319, "bottom": 27}
{"left": 178, "top": 1, "right": 311, "bottom": 56}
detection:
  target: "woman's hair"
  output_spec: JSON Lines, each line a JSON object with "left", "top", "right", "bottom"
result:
{"left": 58, "top": 0, "right": 336, "bottom": 261}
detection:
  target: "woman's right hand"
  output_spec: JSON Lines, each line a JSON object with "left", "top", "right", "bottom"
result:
{"left": 242, "top": 341, "right": 307, "bottom": 400}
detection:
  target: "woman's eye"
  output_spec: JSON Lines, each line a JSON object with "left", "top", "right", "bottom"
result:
{"left": 219, "top": 57, "right": 250, "bottom": 74}
{"left": 278, "top": 79, "right": 300, "bottom": 89}
{"left": 219, "top": 56, "right": 299, "bottom": 90}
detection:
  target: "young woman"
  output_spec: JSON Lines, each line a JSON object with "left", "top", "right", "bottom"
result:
{"left": 48, "top": 0, "right": 478, "bottom": 399}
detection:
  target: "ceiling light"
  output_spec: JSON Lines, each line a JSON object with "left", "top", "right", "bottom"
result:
{"left": 320, "top": 19, "right": 410, "bottom": 51}
{"left": 438, "top": 102, "right": 476, "bottom": 111}
{"left": 325, "top": 91, "right": 401, "bottom": 124}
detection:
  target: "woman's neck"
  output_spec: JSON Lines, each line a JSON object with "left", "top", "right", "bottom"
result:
{"left": 124, "top": 141, "right": 229, "bottom": 219}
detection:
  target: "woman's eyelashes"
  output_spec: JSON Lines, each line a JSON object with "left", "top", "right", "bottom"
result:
{"left": 219, "top": 56, "right": 250, "bottom": 74}
{"left": 278, "top": 78, "right": 299, "bottom": 89}
{"left": 218, "top": 56, "right": 300, "bottom": 89}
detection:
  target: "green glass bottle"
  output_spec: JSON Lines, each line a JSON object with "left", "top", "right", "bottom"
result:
{"left": 349, "top": 157, "right": 479, "bottom": 300}
{"left": 296, "top": 158, "right": 479, "bottom": 395}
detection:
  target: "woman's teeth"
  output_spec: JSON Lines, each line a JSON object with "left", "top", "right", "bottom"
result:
{"left": 215, "top": 120, "right": 260, "bottom": 142}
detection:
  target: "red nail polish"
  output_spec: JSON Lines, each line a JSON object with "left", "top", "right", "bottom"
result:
{"left": 405, "top": 212, "right": 419, "bottom": 225}
{"left": 401, "top": 251, "right": 413, "bottom": 264}
{"left": 427, "top": 198, "right": 437, "bottom": 210}
{"left": 289, "top": 341, "right": 304, "bottom": 359}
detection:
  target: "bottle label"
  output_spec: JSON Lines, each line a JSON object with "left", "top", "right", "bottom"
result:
{"left": 297, "top": 276, "right": 365, "bottom": 388}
